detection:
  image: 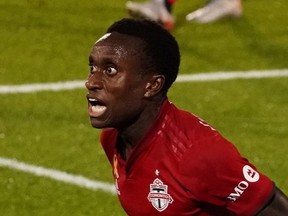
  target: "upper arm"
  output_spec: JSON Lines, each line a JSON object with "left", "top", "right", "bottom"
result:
{"left": 256, "top": 187, "right": 288, "bottom": 216}
{"left": 180, "top": 134, "right": 276, "bottom": 215}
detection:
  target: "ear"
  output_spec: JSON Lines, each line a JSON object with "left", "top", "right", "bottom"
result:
{"left": 144, "top": 75, "right": 165, "bottom": 98}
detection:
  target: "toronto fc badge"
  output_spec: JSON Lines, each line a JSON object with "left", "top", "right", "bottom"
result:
{"left": 147, "top": 178, "right": 174, "bottom": 212}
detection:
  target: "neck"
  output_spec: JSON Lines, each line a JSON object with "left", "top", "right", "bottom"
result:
{"left": 118, "top": 97, "right": 165, "bottom": 149}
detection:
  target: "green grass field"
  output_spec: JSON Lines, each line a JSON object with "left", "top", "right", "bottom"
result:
{"left": 0, "top": 0, "right": 288, "bottom": 215}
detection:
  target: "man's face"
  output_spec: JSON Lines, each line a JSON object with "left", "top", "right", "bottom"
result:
{"left": 86, "top": 32, "right": 151, "bottom": 129}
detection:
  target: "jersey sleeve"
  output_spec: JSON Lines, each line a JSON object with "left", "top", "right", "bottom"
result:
{"left": 180, "top": 132, "right": 275, "bottom": 216}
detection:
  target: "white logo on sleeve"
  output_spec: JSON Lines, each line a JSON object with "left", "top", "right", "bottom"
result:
{"left": 243, "top": 165, "right": 260, "bottom": 183}
{"left": 226, "top": 165, "right": 260, "bottom": 202}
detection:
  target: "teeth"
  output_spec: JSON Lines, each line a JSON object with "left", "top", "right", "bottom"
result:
{"left": 89, "top": 98, "right": 97, "bottom": 102}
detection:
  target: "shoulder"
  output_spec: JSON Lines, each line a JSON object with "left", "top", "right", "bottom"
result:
{"left": 160, "top": 101, "right": 222, "bottom": 161}
{"left": 166, "top": 102, "right": 238, "bottom": 162}
{"left": 164, "top": 102, "right": 275, "bottom": 214}
{"left": 167, "top": 102, "right": 217, "bottom": 137}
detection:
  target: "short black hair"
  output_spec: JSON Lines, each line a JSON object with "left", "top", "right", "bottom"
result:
{"left": 106, "top": 18, "right": 180, "bottom": 94}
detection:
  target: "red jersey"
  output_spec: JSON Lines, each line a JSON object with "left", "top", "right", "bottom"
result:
{"left": 100, "top": 99, "right": 274, "bottom": 216}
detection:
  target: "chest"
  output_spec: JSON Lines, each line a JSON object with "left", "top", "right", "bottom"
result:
{"left": 113, "top": 148, "right": 201, "bottom": 216}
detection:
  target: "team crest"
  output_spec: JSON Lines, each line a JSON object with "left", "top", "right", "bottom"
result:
{"left": 147, "top": 178, "right": 174, "bottom": 212}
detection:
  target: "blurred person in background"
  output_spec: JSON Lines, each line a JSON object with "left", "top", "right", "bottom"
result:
{"left": 126, "top": 0, "right": 242, "bottom": 30}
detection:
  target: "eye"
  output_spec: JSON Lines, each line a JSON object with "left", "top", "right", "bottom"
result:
{"left": 88, "top": 64, "right": 96, "bottom": 73}
{"left": 105, "top": 66, "right": 117, "bottom": 75}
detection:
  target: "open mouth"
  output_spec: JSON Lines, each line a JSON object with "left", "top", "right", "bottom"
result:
{"left": 88, "top": 97, "right": 107, "bottom": 117}
{"left": 88, "top": 98, "right": 102, "bottom": 106}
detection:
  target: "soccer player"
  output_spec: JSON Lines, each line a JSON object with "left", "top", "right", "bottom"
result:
{"left": 85, "top": 18, "right": 288, "bottom": 215}
{"left": 126, "top": 0, "right": 242, "bottom": 30}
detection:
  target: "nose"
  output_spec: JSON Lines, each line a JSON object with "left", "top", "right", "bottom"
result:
{"left": 85, "top": 71, "right": 103, "bottom": 90}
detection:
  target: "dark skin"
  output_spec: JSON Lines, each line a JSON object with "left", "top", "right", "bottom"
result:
{"left": 257, "top": 188, "right": 288, "bottom": 215}
{"left": 85, "top": 32, "right": 288, "bottom": 215}
{"left": 85, "top": 32, "right": 165, "bottom": 158}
